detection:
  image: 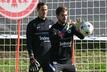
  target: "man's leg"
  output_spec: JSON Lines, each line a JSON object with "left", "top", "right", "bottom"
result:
{"left": 42, "top": 63, "right": 55, "bottom": 72}
{"left": 45, "top": 62, "right": 62, "bottom": 72}
{"left": 62, "top": 64, "right": 76, "bottom": 72}
{"left": 50, "top": 61, "right": 76, "bottom": 72}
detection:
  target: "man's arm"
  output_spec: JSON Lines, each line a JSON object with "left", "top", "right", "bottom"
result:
{"left": 26, "top": 22, "right": 34, "bottom": 57}
{"left": 71, "top": 23, "right": 85, "bottom": 39}
{"left": 68, "top": 18, "right": 85, "bottom": 39}
{"left": 26, "top": 21, "right": 40, "bottom": 72}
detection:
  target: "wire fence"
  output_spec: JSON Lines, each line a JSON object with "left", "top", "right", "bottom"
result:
{"left": 0, "top": 0, "right": 107, "bottom": 72}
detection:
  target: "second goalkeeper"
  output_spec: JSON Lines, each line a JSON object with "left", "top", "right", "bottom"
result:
{"left": 49, "top": 6, "right": 85, "bottom": 72}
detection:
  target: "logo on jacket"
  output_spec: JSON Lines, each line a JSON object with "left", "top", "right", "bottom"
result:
{"left": 49, "top": 25, "right": 52, "bottom": 28}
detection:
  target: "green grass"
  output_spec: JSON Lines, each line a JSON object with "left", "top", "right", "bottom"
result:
{"left": 75, "top": 50, "right": 106, "bottom": 72}
{"left": 0, "top": 50, "right": 106, "bottom": 72}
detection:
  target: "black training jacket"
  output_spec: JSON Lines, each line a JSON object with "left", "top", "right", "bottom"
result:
{"left": 26, "top": 17, "right": 54, "bottom": 59}
{"left": 49, "top": 22, "right": 84, "bottom": 63}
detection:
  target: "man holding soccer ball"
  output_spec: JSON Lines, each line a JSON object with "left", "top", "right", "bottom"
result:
{"left": 48, "top": 6, "right": 93, "bottom": 72}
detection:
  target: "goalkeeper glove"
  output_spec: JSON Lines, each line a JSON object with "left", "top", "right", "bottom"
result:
{"left": 29, "top": 56, "right": 40, "bottom": 72}
{"left": 75, "top": 18, "right": 82, "bottom": 29}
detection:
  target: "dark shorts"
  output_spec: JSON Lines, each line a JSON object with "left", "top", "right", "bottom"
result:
{"left": 49, "top": 60, "right": 76, "bottom": 72}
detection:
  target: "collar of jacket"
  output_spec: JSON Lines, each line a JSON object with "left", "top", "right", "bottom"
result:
{"left": 37, "top": 17, "right": 47, "bottom": 22}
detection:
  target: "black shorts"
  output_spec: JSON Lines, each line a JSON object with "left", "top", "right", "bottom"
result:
{"left": 49, "top": 60, "right": 76, "bottom": 72}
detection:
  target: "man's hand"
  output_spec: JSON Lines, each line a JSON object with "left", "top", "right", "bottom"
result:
{"left": 75, "top": 18, "right": 83, "bottom": 30}
{"left": 29, "top": 56, "right": 40, "bottom": 72}
{"left": 67, "top": 19, "right": 76, "bottom": 25}
{"left": 76, "top": 18, "right": 82, "bottom": 24}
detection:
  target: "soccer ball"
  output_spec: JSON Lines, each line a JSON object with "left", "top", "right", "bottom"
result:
{"left": 79, "top": 21, "right": 94, "bottom": 36}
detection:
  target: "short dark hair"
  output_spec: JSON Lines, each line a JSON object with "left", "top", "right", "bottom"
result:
{"left": 37, "top": 2, "right": 47, "bottom": 10}
{"left": 56, "top": 6, "right": 68, "bottom": 16}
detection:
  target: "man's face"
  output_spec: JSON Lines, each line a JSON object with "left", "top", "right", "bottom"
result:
{"left": 57, "top": 11, "right": 68, "bottom": 24}
{"left": 38, "top": 5, "right": 48, "bottom": 18}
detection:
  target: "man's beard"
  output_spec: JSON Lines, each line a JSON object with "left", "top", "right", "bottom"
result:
{"left": 40, "top": 15, "right": 47, "bottom": 20}
{"left": 59, "top": 19, "right": 67, "bottom": 25}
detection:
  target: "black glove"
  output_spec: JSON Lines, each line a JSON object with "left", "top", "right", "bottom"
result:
{"left": 29, "top": 56, "right": 40, "bottom": 72}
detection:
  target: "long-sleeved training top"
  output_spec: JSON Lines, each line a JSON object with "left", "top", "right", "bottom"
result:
{"left": 49, "top": 22, "right": 84, "bottom": 63}
{"left": 26, "top": 17, "right": 54, "bottom": 59}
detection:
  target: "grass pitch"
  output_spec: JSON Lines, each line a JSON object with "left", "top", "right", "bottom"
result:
{"left": 0, "top": 50, "right": 106, "bottom": 72}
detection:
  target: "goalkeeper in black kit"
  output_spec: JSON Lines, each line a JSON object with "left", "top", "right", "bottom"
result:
{"left": 49, "top": 6, "right": 85, "bottom": 72}
{"left": 26, "top": 2, "right": 54, "bottom": 72}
